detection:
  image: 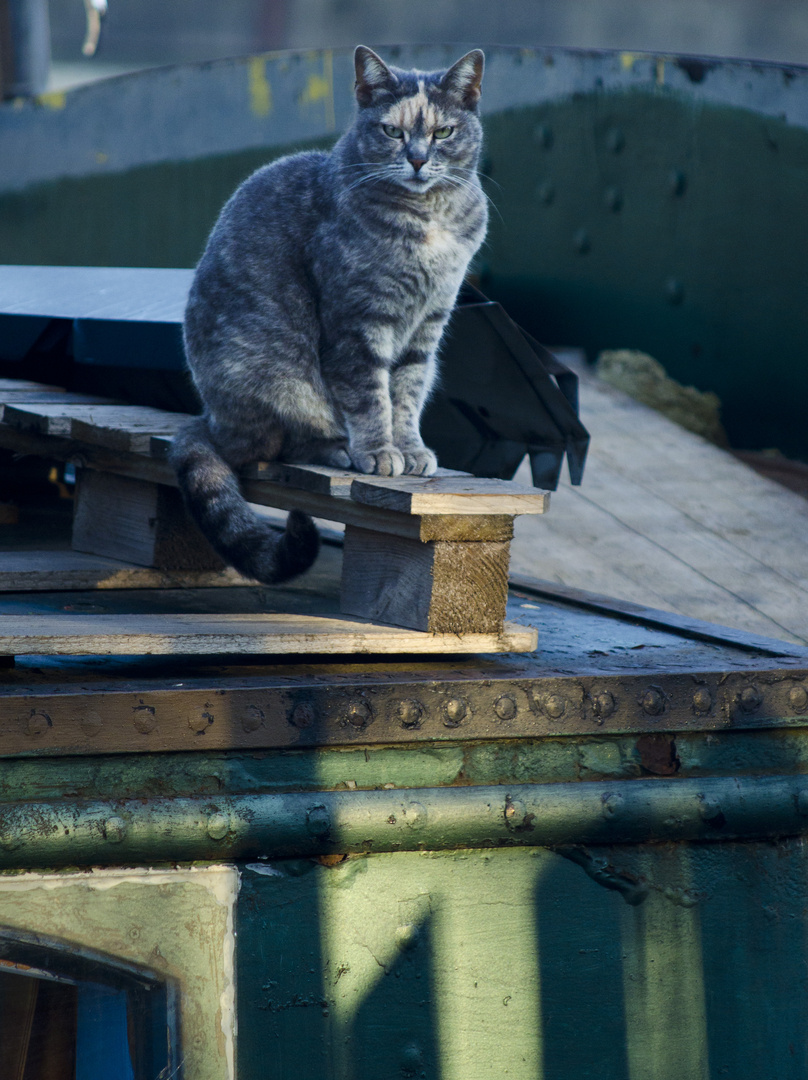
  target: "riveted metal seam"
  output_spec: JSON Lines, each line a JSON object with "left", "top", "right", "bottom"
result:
{"left": 0, "top": 775, "right": 807, "bottom": 868}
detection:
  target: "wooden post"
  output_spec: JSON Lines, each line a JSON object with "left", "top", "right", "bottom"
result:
{"left": 72, "top": 470, "right": 224, "bottom": 571}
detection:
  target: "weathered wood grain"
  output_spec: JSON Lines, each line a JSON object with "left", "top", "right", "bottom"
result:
{"left": 0, "top": 612, "right": 537, "bottom": 656}
{"left": 0, "top": 426, "right": 516, "bottom": 542}
{"left": 2, "top": 403, "right": 187, "bottom": 452}
{"left": 72, "top": 470, "right": 224, "bottom": 570}
{"left": 351, "top": 475, "right": 549, "bottom": 516}
{"left": 340, "top": 525, "right": 511, "bottom": 633}
{"left": 0, "top": 550, "right": 249, "bottom": 591}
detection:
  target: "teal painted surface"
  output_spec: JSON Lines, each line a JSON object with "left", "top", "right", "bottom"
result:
{"left": 237, "top": 841, "right": 808, "bottom": 1079}
{"left": 480, "top": 92, "right": 808, "bottom": 459}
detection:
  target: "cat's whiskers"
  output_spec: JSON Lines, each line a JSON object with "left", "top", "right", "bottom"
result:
{"left": 445, "top": 170, "right": 502, "bottom": 221}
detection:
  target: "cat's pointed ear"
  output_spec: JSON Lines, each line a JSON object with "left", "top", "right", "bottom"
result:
{"left": 354, "top": 46, "right": 398, "bottom": 106}
{"left": 441, "top": 49, "right": 485, "bottom": 108}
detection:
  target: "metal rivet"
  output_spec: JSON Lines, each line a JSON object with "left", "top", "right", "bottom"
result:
{"left": 398, "top": 699, "right": 423, "bottom": 730}
{"left": 504, "top": 796, "right": 528, "bottom": 827}
{"left": 668, "top": 168, "right": 687, "bottom": 195}
{"left": 132, "top": 706, "right": 156, "bottom": 734}
{"left": 536, "top": 180, "right": 555, "bottom": 204}
{"left": 395, "top": 925, "right": 420, "bottom": 952}
{"left": 698, "top": 797, "right": 723, "bottom": 822}
{"left": 495, "top": 694, "right": 517, "bottom": 721}
{"left": 739, "top": 686, "right": 762, "bottom": 713}
{"left": 443, "top": 698, "right": 470, "bottom": 727}
{"left": 344, "top": 701, "right": 372, "bottom": 729}
{"left": 290, "top": 702, "right": 315, "bottom": 729}
{"left": 405, "top": 801, "right": 427, "bottom": 828}
{"left": 788, "top": 686, "right": 808, "bottom": 713}
{"left": 641, "top": 687, "right": 666, "bottom": 716}
{"left": 241, "top": 704, "right": 264, "bottom": 733}
{"left": 206, "top": 813, "right": 229, "bottom": 840}
{"left": 692, "top": 687, "right": 713, "bottom": 715}
{"left": 593, "top": 691, "right": 616, "bottom": 720}
{"left": 188, "top": 709, "right": 214, "bottom": 734}
{"left": 80, "top": 711, "right": 103, "bottom": 737}
{"left": 601, "top": 793, "right": 624, "bottom": 818}
{"left": 542, "top": 694, "right": 567, "bottom": 720}
{"left": 665, "top": 278, "right": 685, "bottom": 304}
{"left": 104, "top": 816, "right": 126, "bottom": 844}
{"left": 573, "top": 228, "right": 591, "bottom": 254}
{"left": 26, "top": 712, "right": 50, "bottom": 737}
{"left": 401, "top": 1043, "right": 424, "bottom": 1070}
{"left": 534, "top": 122, "right": 553, "bottom": 148}
{"left": 605, "top": 127, "right": 625, "bottom": 152}
{"left": 603, "top": 185, "right": 623, "bottom": 211}
{"left": 306, "top": 805, "right": 331, "bottom": 837}
{"left": 0, "top": 826, "right": 20, "bottom": 851}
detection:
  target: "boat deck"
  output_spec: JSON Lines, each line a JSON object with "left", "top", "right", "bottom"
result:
{"left": 511, "top": 359, "right": 808, "bottom": 646}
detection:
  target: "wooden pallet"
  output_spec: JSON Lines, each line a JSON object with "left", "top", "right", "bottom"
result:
{"left": 0, "top": 379, "right": 548, "bottom": 656}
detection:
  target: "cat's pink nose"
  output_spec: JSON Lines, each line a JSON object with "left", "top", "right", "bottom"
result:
{"left": 410, "top": 158, "right": 426, "bottom": 172}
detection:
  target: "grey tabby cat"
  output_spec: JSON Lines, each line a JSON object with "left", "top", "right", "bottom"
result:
{"left": 171, "top": 46, "right": 488, "bottom": 584}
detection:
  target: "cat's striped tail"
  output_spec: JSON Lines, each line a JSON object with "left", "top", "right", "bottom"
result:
{"left": 170, "top": 417, "right": 319, "bottom": 584}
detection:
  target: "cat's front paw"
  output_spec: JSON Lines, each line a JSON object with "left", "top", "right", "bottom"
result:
{"left": 350, "top": 445, "right": 406, "bottom": 477}
{"left": 402, "top": 447, "right": 438, "bottom": 476}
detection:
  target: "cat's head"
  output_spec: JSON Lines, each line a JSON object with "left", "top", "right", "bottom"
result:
{"left": 348, "top": 46, "right": 484, "bottom": 194}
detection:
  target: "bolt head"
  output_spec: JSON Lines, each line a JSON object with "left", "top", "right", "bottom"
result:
{"left": 398, "top": 699, "right": 423, "bottom": 730}
{"left": 80, "top": 710, "right": 103, "bottom": 737}
{"left": 405, "top": 801, "right": 427, "bottom": 828}
{"left": 395, "top": 925, "right": 420, "bottom": 951}
{"left": 306, "top": 805, "right": 331, "bottom": 837}
{"left": 573, "top": 228, "right": 591, "bottom": 254}
{"left": 345, "top": 701, "right": 372, "bottom": 729}
{"left": 603, "top": 185, "right": 623, "bottom": 211}
{"left": 692, "top": 687, "right": 713, "bottom": 715}
{"left": 533, "top": 122, "right": 553, "bottom": 148}
{"left": 26, "top": 712, "right": 50, "bottom": 737}
{"left": 601, "top": 793, "right": 624, "bottom": 818}
{"left": 104, "top": 816, "right": 126, "bottom": 844}
{"left": 206, "top": 812, "right": 230, "bottom": 841}
{"left": 605, "top": 127, "right": 625, "bottom": 152}
{"left": 739, "top": 686, "right": 762, "bottom": 713}
{"left": 543, "top": 694, "right": 567, "bottom": 720}
{"left": 536, "top": 180, "right": 555, "bottom": 204}
{"left": 504, "top": 797, "right": 528, "bottom": 828}
{"left": 443, "top": 698, "right": 469, "bottom": 727}
{"left": 788, "top": 686, "right": 808, "bottom": 713}
{"left": 668, "top": 168, "right": 687, "bottom": 195}
{"left": 290, "top": 702, "right": 315, "bottom": 729}
{"left": 132, "top": 707, "right": 156, "bottom": 734}
{"left": 592, "top": 691, "right": 616, "bottom": 720}
{"left": 188, "top": 710, "right": 213, "bottom": 734}
{"left": 698, "top": 797, "right": 723, "bottom": 822}
{"left": 241, "top": 704, "right": 264, "bottom": 733}
{"left": 494, "top": 695, "right": 518, "bottom": 721}
{"left": 665, "top": 278, "right": 685, "bottom": 305}
{"left": 641, "top": 688, "right": 666, "bottom": 716}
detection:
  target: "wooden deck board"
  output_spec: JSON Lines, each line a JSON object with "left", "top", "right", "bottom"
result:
{"left": 0, "top": 613, "right": 537, "bottom": 656}
{"left": 510, "top": 362, "right": 808, "bottom": 645}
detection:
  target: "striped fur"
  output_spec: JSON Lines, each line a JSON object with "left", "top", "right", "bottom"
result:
{"left": 172, "top": 46, "right": 488, "bottom": 584}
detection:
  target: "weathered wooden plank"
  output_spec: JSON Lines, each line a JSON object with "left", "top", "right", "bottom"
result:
{"left": 72, "top": 470, "right": 225, "bottom": 571}
{"left": 340, "top": 525, "right": 511, "bottom": 633}
{"left": 0, "top": 550, "right": 248, "bottom": 591}
{"left": 0, "top": 378, "right": 63, "bottom": 393}
{"left": 2, "top": 404, "right": 187, "bottom": 452}
{"left": 0, "top": 423, "right": 515, "bottom": 541}
{"left": 351, "top": 475, "right": 549, "bottom": 516}
{"left": 0, "top": 391, "right": 118, "bottom": 423}
{"left": 0, "top": 612, "right": 537, "bottom": 656}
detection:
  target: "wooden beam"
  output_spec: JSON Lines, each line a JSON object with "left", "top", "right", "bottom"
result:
{"left": 351, "top": 475, "right": 549, "bottom": 516}
{"left": 0, "top": 612, "right": 537, "bottom": 656}
{"left": 340, "top": 525, "right": 511, "bottom": 633}
{"left": 72, "top": 470, "right": 225, "bottom": 570}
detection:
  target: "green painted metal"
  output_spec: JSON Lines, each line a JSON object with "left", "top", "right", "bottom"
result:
{"left": 237, "top": 840, "right": 808, "bottom": 1080}
{"left": 2, "top": 773, "right": 808, "bottom": 868}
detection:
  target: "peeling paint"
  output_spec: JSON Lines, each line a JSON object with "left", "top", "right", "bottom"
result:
{"left": 247, "top": 57, "right": 272, "bottom": 117}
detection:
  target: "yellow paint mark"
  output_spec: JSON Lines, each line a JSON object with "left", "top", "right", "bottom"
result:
{"left": 248, "top": 57, "right": 273, "bottom": 117}
{"left": 35, "top": 90, "right": 66, "bottom": 110}
{"left": 94, "top": 151, "right": 108, "bottom": 164}
{"left": 620, "top": 52, "right": 641, "bottom": 70}
{"left": 656, "top": 59, "right": 666, "bottom": 85}
{"left": 299, "top": 50, "right": 336, "bottom": 130}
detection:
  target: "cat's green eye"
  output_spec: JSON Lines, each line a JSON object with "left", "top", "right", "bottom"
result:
{"left": 382, "top": 124, "right": 404, "bottom": 139}
{"left": 433, "top": 126, "right": 454, "bottom": 140}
